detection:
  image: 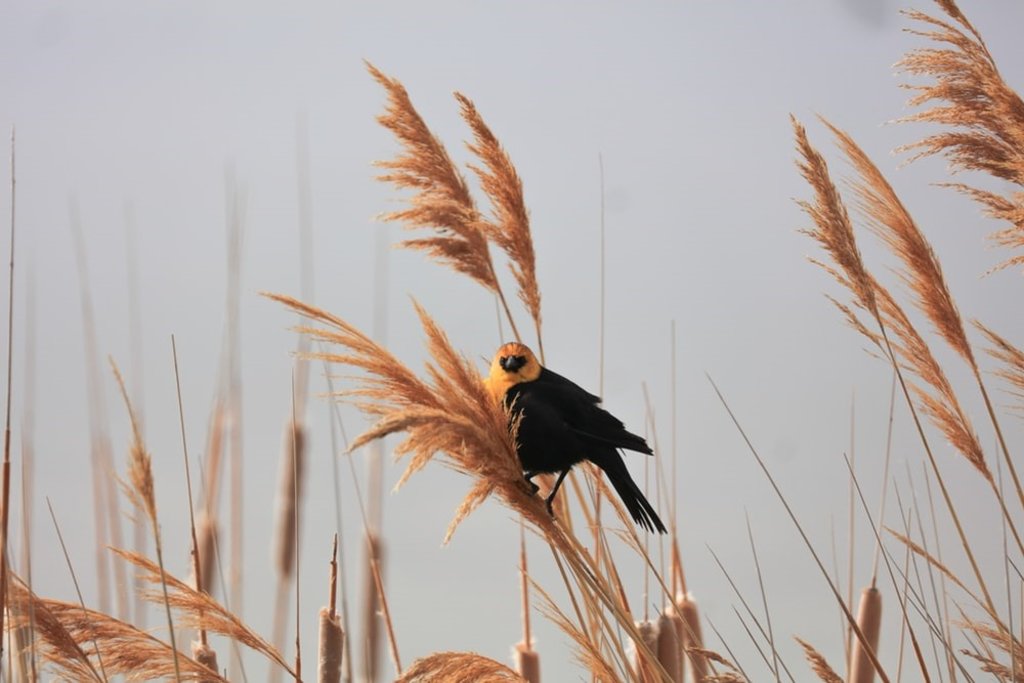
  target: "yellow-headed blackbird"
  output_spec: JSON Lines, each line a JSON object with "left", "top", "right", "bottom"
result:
{"left": 485, "top": 342, "right": 667, "bottom": 534}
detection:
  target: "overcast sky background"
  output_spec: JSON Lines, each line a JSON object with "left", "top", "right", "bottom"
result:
{"left": 3, "top": 1, "right": 1024, "bottom": 681}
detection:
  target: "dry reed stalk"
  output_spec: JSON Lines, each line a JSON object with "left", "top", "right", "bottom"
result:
{"left": 515, "top": 519, "right": 541, "bottom": 683}
{"left": 848, "top": 586, "right": 882, "bottom": 683}
{"left": 318, "top": 534, "right": 344, "bottom": 683}
{"left": 655, "top": 611, "right": 681, "bottom": 683}
{"left": 794, "top": 637, "right": 843, "bottom": 683}
{"left": 360, "top": 531, "right": 382, "bottom": 683}
{"left": 191, "top": 640, "right": 220, "bottom": 683}
{"left": 709, "top": 376, "right": 892, "bottom": 683}
{"left": 274, "top": 420, "right": 306, "bottom": 578}
{"left": 270, "top": 415, "right": 306, "bottom": 683}
{"left": 194, "top": 513, "right": 218, "bottom": 597}
{"left": 897, "top": 1, "right": 1024, "bottom": 273}
{"left": 397, "top": 652, "right": 527, "bottom": 682}
{"left": 112, "top": 547, "right": 296, "bottom": 677}
{"left": 16, "top": 266, "right": 38, "bottom": 681}
{"left": 70, "top": 204, "right": 115, "bottom": 618}
{"left": 224, "top": 174, "right": 245, "bottom": 680}
{"left": 531, "top": 579, "right": 621, "bottom": 682}
{"left": 110, "top": 359, "right": 182, "bottom": 683}
{"left": 0, "top": 127, "right": 15, "bottom": 671}
{"left": 677, "top": 593, "right": 708, "bottom": 682}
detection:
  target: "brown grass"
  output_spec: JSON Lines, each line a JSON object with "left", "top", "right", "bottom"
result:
{"left": 8, "top": 576, "right": 224, "bottom": 682}
{"left": 366, "top": 63, "right": 501, "bottom": 295}
{"left": 397, "top": 651, "right": 527, "bottom": 682}
{"left": 898, "top": 1, "right": 1024, "bottom": 272}
{"left": 794, "top": 636, "right": 843, "bottom": 683}
{"left": 112, "top": 547, "right": 297, "bottom": 678}
{"left": 455, "top": 92, "right": 543, "bottom": 353}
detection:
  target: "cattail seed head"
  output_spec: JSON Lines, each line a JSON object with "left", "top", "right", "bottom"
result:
{"left": 656, "top": 611, "right": 681, "bottom": 682}
{"left": 849, "top": 586, "right": 882, "bottom": 683}
{"left": 514, "top": 641, "right": 540, "bottom": 683}
{"left": 318, "top": 606, "right": 345, "bottom": 683}
{"left": 677, "top": 592, "right": 708, "bottom": 682}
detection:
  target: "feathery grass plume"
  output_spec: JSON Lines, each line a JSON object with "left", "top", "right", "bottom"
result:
{"left": 793, "top": 116, "right": 878, "bottom": 318}
{"left": 686, "top": 647, "right": 739, "bottom": 675}
{"left": 110, "top": 358, "right": 182, "bottom": 682}
{"left": 794, "top": 637, "right": 842, "bottom": 683}
{"left": 829, "top": 118, "right": 973, "bottom": 365}
{"left": 7, "top": 576, "right": 226, "bottom": 682}
{"left": 455, "top": 92, "right": 543, "bottom": 352}
{"left": 367, "top": 63, "right": 498, "bottom": 291}
{"left": 397, "top": 652, "right": 527, "bottom": 682}
{"left": 190, "top": 640, "right": 220, "bottom": 683}
{"left": 111, "top": 547, "right": 297, "bottom": 678}
{"left": 848, "top": 586, "right": 882, "bottom": 683}
{"left": 655, "top": 611, "right": 681, "bottom": 682}
{"left": 6, "top": 577, "right": 102, "bottom": 681}
{"left": 677, "top": 593, "right": 708, "bottom": 682}
{"left": 872, "top": 281, "right": 989, "bottom": 480}
{"left": 898, "top": 1, "right": 1024, "bottom": 271}
{"left": 959, "top": 618, "right": 1024, "bottom": 677}
{"left": 976, "top": 322, "right": 1024, "bottom": 412}
{"left": 830, "top": 117, "right": 1024, "bottom": 530}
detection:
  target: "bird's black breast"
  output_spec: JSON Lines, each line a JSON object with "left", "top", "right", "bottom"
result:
{"left": 504, "top": 368, "right": 652, "bottom": 474}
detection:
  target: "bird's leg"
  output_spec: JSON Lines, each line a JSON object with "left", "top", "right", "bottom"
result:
{"left": 544, "top": 469, "right": 571, "bottom": 517}
{"left": 522, "top": 470, "right": 540, "bottom": 495}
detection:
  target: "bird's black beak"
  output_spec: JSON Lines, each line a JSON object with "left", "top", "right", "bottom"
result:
{"left": 500, "top": 355, "right": 526, "bottom": 372}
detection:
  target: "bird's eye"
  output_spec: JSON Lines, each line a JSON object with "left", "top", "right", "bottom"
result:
{"left": 515, "top": 355, "right": 526, "bottom": 366}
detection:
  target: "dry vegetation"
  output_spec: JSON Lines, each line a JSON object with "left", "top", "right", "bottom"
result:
{"left": 1, "top": 0, "right": 1023, "bottom": 681}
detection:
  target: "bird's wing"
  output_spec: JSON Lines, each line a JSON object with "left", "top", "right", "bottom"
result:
{"left": 517, "top": 376, "right": 652, "bottom": 455}
{"left": 536, "top": 367, "right": 601, "bottom": 404}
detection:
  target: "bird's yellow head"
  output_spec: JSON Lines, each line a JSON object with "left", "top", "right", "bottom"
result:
{"left": 485, "top": 342, "right": 542, "bottom": 400}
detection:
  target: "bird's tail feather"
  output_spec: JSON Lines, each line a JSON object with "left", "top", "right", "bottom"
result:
{"left": 599, "top": 451, "right": 667, "bottom": 534}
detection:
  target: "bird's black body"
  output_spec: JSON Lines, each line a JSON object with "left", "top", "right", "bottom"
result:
{"left": 504, "top": 367, "right": 666, "bottom": 534}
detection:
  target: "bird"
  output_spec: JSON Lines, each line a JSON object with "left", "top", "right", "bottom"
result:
{"left": 484, "top": 341, "right": 667, "bottom": 534}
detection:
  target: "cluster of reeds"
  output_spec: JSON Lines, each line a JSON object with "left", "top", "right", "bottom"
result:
{"left": 2, "top": 0, "right": 1023, "bottom": 681}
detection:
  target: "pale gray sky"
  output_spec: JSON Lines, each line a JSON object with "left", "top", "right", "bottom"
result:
{"left": 2, "top": 1, "right": 1023, "bottom": 681}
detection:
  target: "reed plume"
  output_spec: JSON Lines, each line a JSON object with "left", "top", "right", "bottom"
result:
{"left": 367, "top": 62, "right": 500, "bottom": 295}
{"left": 794, "top": 637, "right": 843, "bottom": 683}
{"left": 898, "top": 1, "right": 1024, "bottom": 272}
{"left": 976, "top": 322, "right": 1024, "bottom": 413}
{"left": 397, "top": 651, "right": 527, "bottom": 682}
{"left": 7, "top": 576, "right": 225, "bottom": 682}
{"left": 455, "top": 92, "right": 543, "bottom": 352}
{"left": 112, "top": 547, "right": 297, "bottom": 677}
